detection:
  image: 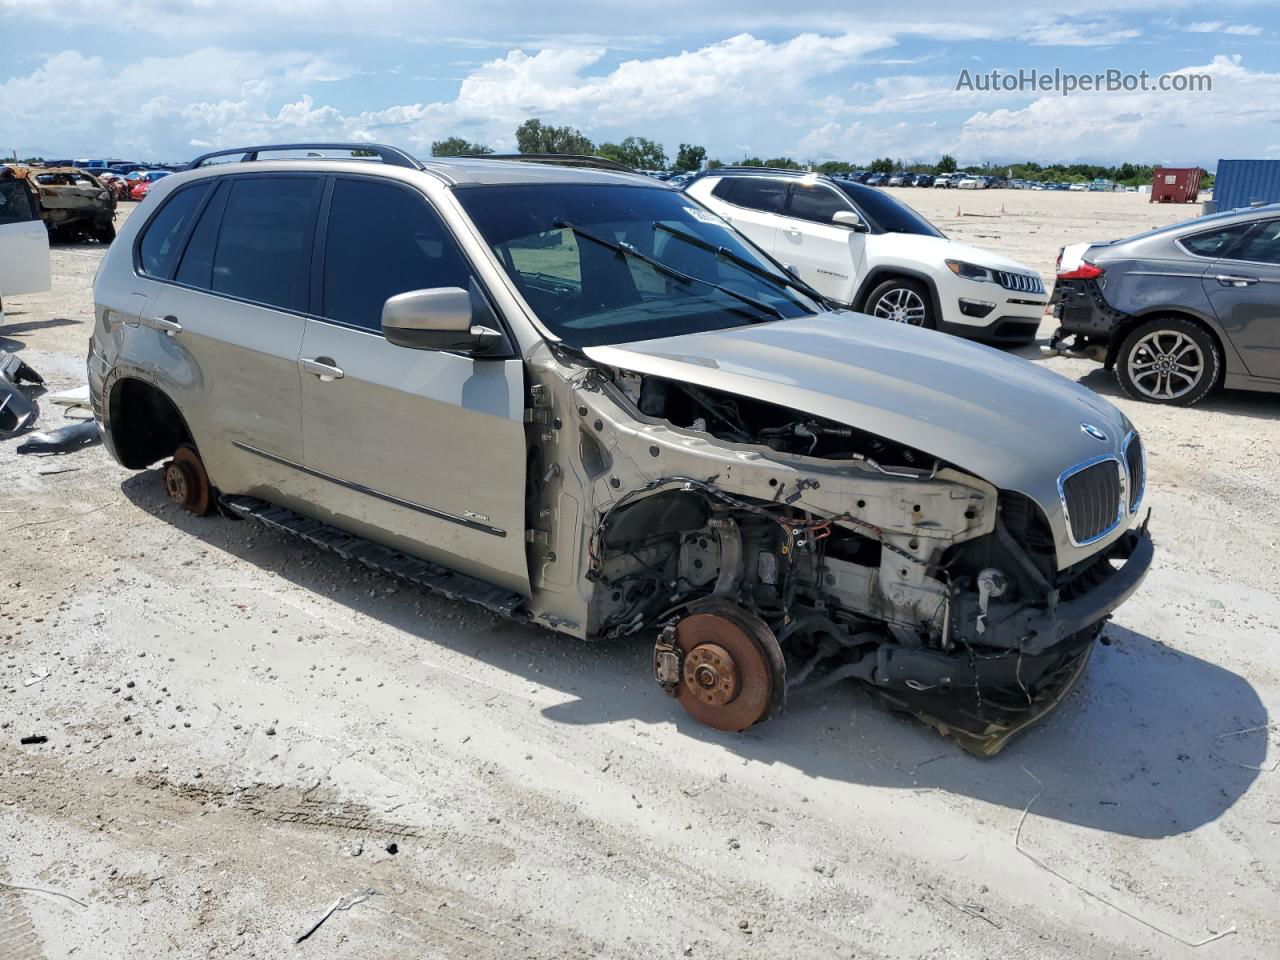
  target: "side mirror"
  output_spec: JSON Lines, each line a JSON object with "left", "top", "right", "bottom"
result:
{"left": 382, "top": 287, "right": 504, "bottom": 354}
{"left": 832, "top": 210, "right": 869, "bottom": 233}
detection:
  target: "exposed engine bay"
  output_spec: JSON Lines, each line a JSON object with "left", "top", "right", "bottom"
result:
{"left": 522, "top": 351, "right": 1152, "bottom": 756}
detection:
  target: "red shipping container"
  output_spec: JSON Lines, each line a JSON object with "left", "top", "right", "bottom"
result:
{"left": 1150, "top": 166, "right": 1202, "bottom": 203}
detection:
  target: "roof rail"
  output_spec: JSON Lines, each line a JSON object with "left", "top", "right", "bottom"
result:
{"left": 471, "top": 153, "right": 635, "bottom": 173}
{"left": 185, "top": 143, "right": 423, "bottom": 171}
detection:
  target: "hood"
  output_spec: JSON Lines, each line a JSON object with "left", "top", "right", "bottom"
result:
{"left": 584, "top": 311, "right": 1133, "bottom": 535}
{"left": 875, "top": 234, "right": 1039, "bottom": 275}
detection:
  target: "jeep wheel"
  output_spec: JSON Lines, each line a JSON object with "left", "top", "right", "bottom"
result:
{"left": 865, "top": 278, "right": 934, "bottom": 329}
{"left": 1115, "top": 317, "right": 1220, "bottom": 406}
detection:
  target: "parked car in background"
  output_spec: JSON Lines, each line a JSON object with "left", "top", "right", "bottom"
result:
{"left": 2, "top": 165, "right": 116, "bottom": 242}
{"left": 88, "top": 142, "right": 1152, "bottom": 753}
{"left": 886, "top": 173, "right": 908, "bottom": 187}
{"left": 956, "top": 176, "right": 980, "bottom": 190}
{"left": 1046, "top": 204, "right": 1280, "bottom": 405}
{"left": 865, "top": 172, "right": 889, "bottom": 186}
{"left": 129, "top": 170, "right": 172, "bottom": 201}
{"left": 912, "top": 173, "right": 935, "bottom": 188}
{"left": 686, "top": 167, "right": 1047, "bottom": 343}
{"left": 0, "top": 169, "right": 52, "bottom": 322}
{"left": 1068, "top": 183, "right": 1087, "bottom": 192}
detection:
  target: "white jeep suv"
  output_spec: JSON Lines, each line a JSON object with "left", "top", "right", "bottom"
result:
{"left": 686, "top": 168, "right": 1047, "bottom": 344}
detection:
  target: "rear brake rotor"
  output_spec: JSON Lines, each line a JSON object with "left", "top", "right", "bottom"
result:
{"left": 163, "top": 444, "right": 213, "bottom": 516}
{"left": 672, "top": 599, "right": 784, "bottom": 732}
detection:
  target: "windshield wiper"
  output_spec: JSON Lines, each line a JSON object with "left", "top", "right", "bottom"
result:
{"left": 552, "top": 219, "right": 783, "bottom": 321}
{"left": 651, "top": 221, "right": 827, "bottom": 305}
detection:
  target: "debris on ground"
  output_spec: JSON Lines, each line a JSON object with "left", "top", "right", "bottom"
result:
{"left": 295, "top": 889, "right": 377, "bottom": 944}
{"left": 17, "top": 419, "right": 101, "bottom": 455}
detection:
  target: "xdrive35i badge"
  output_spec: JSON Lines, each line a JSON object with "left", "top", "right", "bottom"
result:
{"left": 1080, "top": 423, "right": 1108, "bottom": 442}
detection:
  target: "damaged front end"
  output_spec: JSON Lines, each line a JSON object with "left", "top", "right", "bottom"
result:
{"left": 523, "top": 349, "right": 1152, "bottom": 755}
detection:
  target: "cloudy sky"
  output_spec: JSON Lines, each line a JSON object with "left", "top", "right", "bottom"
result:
{"left": 1, "top": 0, "right": 1277, "bottom": 167}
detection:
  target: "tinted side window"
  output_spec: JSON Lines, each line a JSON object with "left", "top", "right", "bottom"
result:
{"left": 211, "top": 177, "right": 321, "bottom": 311}
{"left": 321, "top": 179, "right": 473, "bottom": 331}
{"left": 1232, "top": 220, "right": 1280, "bottom": 265}
{"left": 138, "top": 182, "right": 210, "bottom": 278}
{"left": 175, "top": 181, "right": 228, "bottom": 289}
{"left": 787, "top": 183, "right": 850, "bottom": 224}
{"left": 0, "top": 181, "right": 37, "bottom": 224}
{"left": 724, "top": 178, "right": 788, "bottom": 215}
{"left": 1180, "top": 223, "right": 1253, "bottom": 259}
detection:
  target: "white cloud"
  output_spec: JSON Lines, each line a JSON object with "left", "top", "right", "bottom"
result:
{"left": 1018, "top": 19, "right": 1143, "bottom": 47}
{"left": 1186, "top": 21, "right": 1265, "bottom": 36}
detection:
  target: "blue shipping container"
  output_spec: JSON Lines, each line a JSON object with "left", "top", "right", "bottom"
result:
{"left": 1213, "top": 159, "right": 1280, "bottom": 213}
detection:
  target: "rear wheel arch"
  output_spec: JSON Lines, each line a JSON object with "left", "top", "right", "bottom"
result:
{"left": 107, "top": 377, "right": 194, "bottom": 469}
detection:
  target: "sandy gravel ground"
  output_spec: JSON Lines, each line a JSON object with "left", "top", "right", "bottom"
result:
{"left": 1, "top": 194, "right": 1277, "bottom": 960}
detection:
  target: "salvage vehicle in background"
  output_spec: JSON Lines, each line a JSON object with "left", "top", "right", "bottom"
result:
{"left": 686, "top": 167, "right": 1047, "bottom": 342}
{"left": 89, "top": 143, "right": 1152, "bottom": 755}
{"left": 0, "top": 170, "right": 52, "bottom": 324}
{"left": 2, "top": 165, "right": 117, "bottom": 242}
{"left": 1047, "top": 204, "right": 1280, "bottom": 405}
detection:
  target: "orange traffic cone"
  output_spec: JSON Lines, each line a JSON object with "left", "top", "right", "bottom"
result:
{"left": 955, "top": 206, "right": 961, "bottom": 217}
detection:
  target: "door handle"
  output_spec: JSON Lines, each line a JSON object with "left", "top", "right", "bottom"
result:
{"left": 1216, "top": 274, "right": 1258, "bottom": 287}
{"left": 150, "top": 315, "right": 182, "bottom": 336}
{"left": 784, "top": 227, "right": 801, "bottom": 236}
{"left": 301, "top": 356, "right": 344, "bottom": 381}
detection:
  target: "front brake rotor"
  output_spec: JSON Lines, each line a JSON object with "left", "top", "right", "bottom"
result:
{"left": 670, "top": 599, "right": 785, "bottom": 732}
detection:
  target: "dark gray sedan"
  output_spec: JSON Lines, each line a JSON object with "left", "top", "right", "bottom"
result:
{"left": 1046, "top": 203, "right": 1280, "bottom": 405}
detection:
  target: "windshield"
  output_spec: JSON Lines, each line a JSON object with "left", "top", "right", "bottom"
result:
{"left": 835, "top": 180, "right": 944, "bottom": 238}
{"left": 455, "top": 183, "right": 819, "bottom": 348}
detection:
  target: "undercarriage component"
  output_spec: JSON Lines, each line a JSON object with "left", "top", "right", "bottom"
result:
{"left": 874, "top": 630, "right": 1098, "bottom": 756}
{"left": 162, "top": 444, "right": 214, "bottom": 515}
{"left": 656, "top": 598, "right": 785, "bottom": 731}
{"left": 221, "top": 495, "right": 529, "bottom": 619}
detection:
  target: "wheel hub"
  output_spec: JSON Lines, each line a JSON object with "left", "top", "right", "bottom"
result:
{"left": 683, "top": 642, "right": 740, "bottom": 706}
{"left": 163, "top": 461, "right": 196, "bottom": 507}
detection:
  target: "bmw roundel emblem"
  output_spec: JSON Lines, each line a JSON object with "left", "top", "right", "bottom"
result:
{"left": 1080, "top": 423, "right": 1109, "bottom": 443}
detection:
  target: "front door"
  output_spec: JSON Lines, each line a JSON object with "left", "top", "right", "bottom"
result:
{"left": 774, "top": 180, "right": 863, "bottom": 304}
{"left": 0, "top": 178, "right": 51, "bottom": 303}
{"left": 1202, "top": 218, "right": 1280, "bottom": 380}
{"left": 299, "top": 175, "right": 530, "bottom": 596}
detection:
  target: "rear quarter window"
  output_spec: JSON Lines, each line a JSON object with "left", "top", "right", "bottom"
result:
{"left": 137, "top": 182, "right": 211, "bottom": 278}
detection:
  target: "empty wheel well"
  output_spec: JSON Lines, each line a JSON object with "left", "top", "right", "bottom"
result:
{"left": 109, "top": 378, "right": 193, "bottom": 469}
{"left": 1105, "top": 311, "right": 1225, "bottom": 378}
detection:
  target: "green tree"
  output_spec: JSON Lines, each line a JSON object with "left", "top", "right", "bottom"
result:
{"left": 869, "top": 157, "right": 895, "bottom": 174}
{"left": 430, "top": 137, "right": 493, "bottom": 157}
{"left": 674, "top": 143, "right": 707, "bottom": 172}
{"left": 739, "top": 156, "right": 766, "bottom": 167}
{"left": 515, "top": 119, "right": 594, "bottom": 155}
{"left": 935, "top": 154, "right": 957, "bottom": 174}
{"left": 707, "top": 158, "right": 724, "bottom": 170}
{"left": 598, "top": 136, "right": 668, "bottom": 169}
{"left": 762, "top": 157, "right": 803, "bottom": 170}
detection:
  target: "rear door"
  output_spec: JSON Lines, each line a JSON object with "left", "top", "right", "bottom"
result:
{"left": 707, "top": 177, "right": 786, "bottom": 257}
{"left": 0, "top": 178, "right": 51, "bottom": 299}
{"left": 1201, "top": 218, "right": 1280, "bottom": 380}
{"left": 144, "top": 173, "right": 320, "bottom": 496}
{"left": 776, "top": 180, "right": 864, "bottom": 303}
{"left": 298, "top": 175, "right": 529, "bottom": 595}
